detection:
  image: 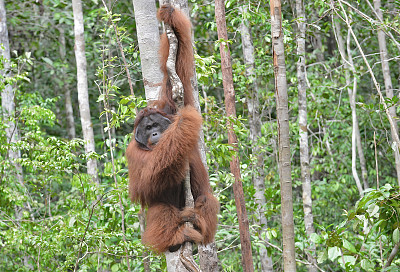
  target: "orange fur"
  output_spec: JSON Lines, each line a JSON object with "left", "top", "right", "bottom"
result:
{"left": 152, "top": 4, "right": 195, "bottom": 113}
{"left": 126, "top": 4, "right": 219, "bottom": 253}
{"left": 127, "top": 106, "right": 202, "bottom": 206}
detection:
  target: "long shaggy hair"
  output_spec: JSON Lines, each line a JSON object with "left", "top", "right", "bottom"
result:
{"left": 126, "top": 4, "right": 219, "bottom": 253}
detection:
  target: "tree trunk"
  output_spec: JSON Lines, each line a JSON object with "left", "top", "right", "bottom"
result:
{"left": 347, "top": 60, "right": 364, "bottom": 197}
{"left": 0, "top": 1, "right": 28, "bottom": 268}
{"left": 132, "top": 0, "right": 163, "bottom": 101}
{"left": 269, "top": 0, "right": 296, "bottom": 271}
{"left": 346, "top": 30, "right": 364, "bottom": 196}
{"left": 72, "top": 0, "right": 99, "bottom": 183}
{"left": 0, "top": 0, "right": 22, "bottom": 182}
{"left": 332, "top": 12, "right": 368, "bottom": 191}
{"left": 239, "top": 5, "right": 273, "bottom": 272}
{"left": 215, "top": 1, "right": 254, "bottom": 272}
{"left": 294, "top": 0, "right": 317, "bottom": 271}
{"left": 373, "top": 0, "right": 400, "bottom": 187}
{"left": 59, "top": 26, "right": 76, "bottom": 139}
{"left": 132, "top": 1, "right": 164, "bottom": 270}
{"left": 333, "top": 18, "right": 364, "bottom": 196}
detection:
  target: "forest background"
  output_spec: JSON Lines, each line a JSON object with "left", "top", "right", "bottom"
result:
{"left": 1, "top": 0, "right": 400, "bottom": 271}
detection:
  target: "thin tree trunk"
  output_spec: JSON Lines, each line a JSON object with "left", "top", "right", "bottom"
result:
{"left": 168, "top": 0, "right": 220, "bottom": 269}
{"left": 132, "top": 1, "right": 163, "bottom": 270}
{"left": 132, "top": 0, "right": 163, "bottom": 101}
{"left": 373, "top": 0, "right": 400, "bottom": 187}
{"left": 332, "top": 15, "right": 368, "bottom": 191}
{"left": 356, "top": 121, "right": 368, "bottom": 190}
{"left": 239, "top": 5, "right": 273, "bottom": 272}
{"left": 215, "top": 1, "right": 254, "bottom": 272}
{"left": 335, "top": 16, "right": 372, "bottom": 194}
{"left": 348, "top": 20, "right": 368, "bottom": 190}
{"left": 0, "top": 1, "right": 28, "bottom": 268}
{"left": 294, "top": 0, "right": 317, "bottom": 271}
{"left": 59, "top": 26, "right": 76, "bottom": 139}
{"left": 269, "top": 0, "right": 296, "bottom": 271}
{"left": 333, "top": 17, "right": 364, "bottom": 196}
{"left": 346, "top": 32, "right": 364, "bottom": 196}
{"left": 0, "top": 0, "right": 22, "bottom": 182}
{"left": 72, "top": 0, "right": 99, "bottom": 183}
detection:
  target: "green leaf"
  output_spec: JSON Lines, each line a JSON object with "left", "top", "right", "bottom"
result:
{"left": 317, "top": 250, "right": 328, "bottom": 264}
{"left": 393, "top": 228, "right": 400, "bottom": 244}
{"left": 111, "top": 264, "right": 119, "bottom": 272}
{"left": 310, "top": 233, "right": 322, "bottom": 244}
{"left": 328, "top": 246, "right": 341, "bottom": 261}
{"left": 367, "top": 203, "right": 379, "bottom": 217}
{"left": 69, "top": 217, "right": 76, "bottom": 228}
{"left": 97, "top": 94, "right": 105, "bottom": 102}
{"left": 342, "top": 239, "right": 356, "bottom": 253}
{"left": 391, "top": 141, "right": 398, "bottom": 152}
{"left": 339, "top": 255, "right": 356, "bottom": 267}
{"left": 42, "top": 57, "right": 53, "bottom": 66}
{"left": 361, "top": 259, "right": 374, "bottom": 270}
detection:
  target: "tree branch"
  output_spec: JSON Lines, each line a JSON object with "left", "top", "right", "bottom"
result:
{"left": 162, "top": 4, "right": 200, "bottom": 272}
{"left": 384, "top": 241, "right": 400, "bottom": 269}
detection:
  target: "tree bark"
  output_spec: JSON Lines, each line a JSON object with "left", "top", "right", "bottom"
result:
{"left": 0, "top": 0, "right": 19, "bottom": 188}
{"left": 373, "top": 0, "right": 400, "bottom": 187}
{"left": 215, "top": 1, "right": 254, "bottom": 272}
{"left": 269, "top": 0, "right": 296, "bottom": 271}
{"left": 294, "top": 0, "right": 317, "bottom": 271}
{"left": 72, "top": 0, "right": 99, "bottom": 183}
{"left": 0, "top": 0, "right": 22, "bottom": 182}
{"left": 59, "top": 26, "right": 76, "bottom": 139}
{"left": 239, "top": 5, "right": 273, "bottom": 272}
{"left": 132, "top": 0, "right": 163, "bottom": 101}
